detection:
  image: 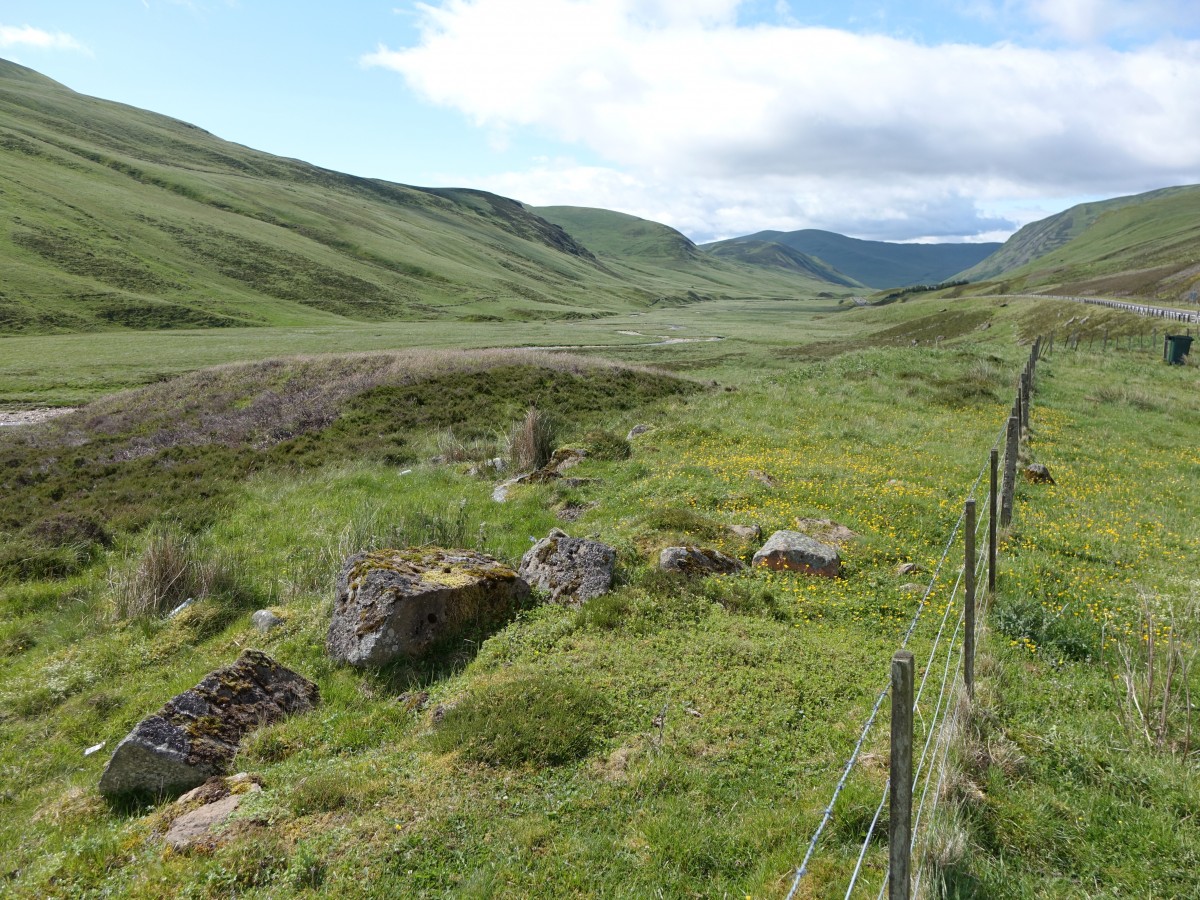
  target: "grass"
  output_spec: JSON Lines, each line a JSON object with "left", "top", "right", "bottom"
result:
{"left": 0, "top": 293, "right": 1195, "bottom": 898}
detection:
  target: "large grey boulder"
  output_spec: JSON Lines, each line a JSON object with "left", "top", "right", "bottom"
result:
{"left": 99, "top": 650, "right": 318, "bottom": 801}
{"left": 658, "top": 546, "right": 745, "bottom": 576}
{"left": 519, "top": 528, "right": 616, "bottom": 605}
{"left": 327, "top": 548, "right": 529, "bottom": 667}
{"left": 752, "top": 530, "right": 842, "bottom": 578}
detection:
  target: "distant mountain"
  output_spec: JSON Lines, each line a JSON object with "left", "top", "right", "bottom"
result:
{"left": 955, "top": 185, "right": 1200, "bottom": 301}
{"left": 0, "top": 59, "right": 836, "bottom": 334}
{"left": 532, "top": 205, "right": 851, "bottom": 295}
{"left": 700, "top": 238, "right": 863, "bottom": 288}
{"left": 708, "top": 229, "right": 1001, "bottom": 290}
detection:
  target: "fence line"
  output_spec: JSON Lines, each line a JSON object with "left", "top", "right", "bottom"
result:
{"left": 1012, "top": 293, "right": 1200, "bottom": 325}
{"left": 785, "top": 338, "right": 1044, "bottom": 899}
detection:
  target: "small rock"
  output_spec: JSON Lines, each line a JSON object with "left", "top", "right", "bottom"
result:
{"left": 251, "top": 610, "right": 284, "bottom": 633}
{"left": 559, "top": 477, "right": 599, "bottom": 489}
{"left": 99, "top": 650, "right": 318, "bottom": 801}
{"left": 748, "top": 469, "right": 777, "bottom": 487}
{"left": 627, "top": 424, "right": 653, "bottom": 440}
{"left": 518, "top": 529, "right": 617, "bottom": 605}
{"left": 727, "top": 524, "right": 763, "bottom": 541}
{"left": 752, "top": 531, "right": 841, "bottom": 578}
{"left": 165, "top": 774, "right": 263, "bottom": 851}
{"left": 487, "top": 457, "right": 506, "bottom": 472}
{"left": 548, "top": 447, "right": 587, "bottom": 472}
{"left": 900, "top": 583, "right": 927, "bottom": 595}
{"left": 327, "top": 548, "right": 529, "bottom": 667}
{"left": 557, "top": 501, "right": 597, "bottom": 522}
{"left": 793, "top": 517, "right": 858, "bottom": 546}
{"left": 658, "top": 546, "right": 745, "bottom": 576}
{"left": 399, "top": 691, "right": 429, "bottom": 713}
{"left": 896, "top": 562, "right": 922, "bottom": 576}
{"left": 1024, "top": 463, "right": 1055, "bottom": 484}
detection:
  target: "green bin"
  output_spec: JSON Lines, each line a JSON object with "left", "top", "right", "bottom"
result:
{"left": 1164, "top": 334, "right": 1193, "bottom": 364}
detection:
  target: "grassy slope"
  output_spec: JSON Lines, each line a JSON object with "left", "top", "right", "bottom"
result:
{"left": 716, "top": 229, "right": 1001, "bottom": 290}
{"left": 699, "top": 238, "right": 864, "bottom": 289}
{"left": 0, "top": 59, "right": 829, "bottom": 335}
{"left": 532, "top": 205, "right": 845, "bottom": 299}
{"left": 957, "top": 185, "right": 1200, "bottom": 302}
{"left": 1, "top": 295, "right": 1196, "bottom": 898}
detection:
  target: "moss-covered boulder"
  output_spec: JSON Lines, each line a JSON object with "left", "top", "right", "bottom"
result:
{"left": 658, "top": 546, "right": 745, "bottom": 576}
{"left": 518, "top": 528, "right": 616, "bottom": 605}
{"left": 327, "top": 548, "right": 529, "bottom": 667}
{"left": 98, "top": 650, "right": 318, "bottom": 801}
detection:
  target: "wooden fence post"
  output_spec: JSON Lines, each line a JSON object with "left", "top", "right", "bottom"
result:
{"left": 890, "top": 650, "right": 915, "bottom": 900}
{"left": 965, "top": 500, "right": 976, "bottom": 699}
{"left": 988, "top": 449, "right": 998, "bottom": 594}
{"left": 1001, "top": 415, "right": 1019, "bottom": 527}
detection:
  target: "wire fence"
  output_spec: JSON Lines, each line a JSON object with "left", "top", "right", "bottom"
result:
{"left": 785, "top": 338, "right": 1044, "bottom": 899}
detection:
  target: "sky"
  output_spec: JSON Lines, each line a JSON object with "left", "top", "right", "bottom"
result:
{"left": 2, "top": 1, "right": 1199, "bottom": 244}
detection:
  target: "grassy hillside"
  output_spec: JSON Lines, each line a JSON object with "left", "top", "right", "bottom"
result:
{"left": 0, "top": 59, "right": 832, "bottom": 335}
{"left": 956, "top": 185, "right": 1200, "bottom": 302}
{"left": 1, "top": 295, "right": 1196, "bottom": 897}
{"left": 532, "top": 205, "right": 848, "bottom": 298}
{"left": 699, "top": 238, "right": 863, "bottom": 288}
{"left": 713, "top": 229, "right": 1000, "bottom": 289}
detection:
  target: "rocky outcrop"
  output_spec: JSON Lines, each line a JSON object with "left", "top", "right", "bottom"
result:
{"left": 752, "top": 530, "right": 842, "bottom": 577}
{"left": 518, "top": 528, "right": 616, "bottom": 605}
{"left": 327, "top": 548, "right": 529, "bottom": 667}
{"left": 99, "top": 651, "right": 318, "bottom": 801}
{"left": 658, "top": 546, "right": 745, "bottom": 576}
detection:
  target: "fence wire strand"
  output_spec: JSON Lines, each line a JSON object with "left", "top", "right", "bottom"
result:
{"left": 786, "top": 363, "right": 1034, "bottom": 899}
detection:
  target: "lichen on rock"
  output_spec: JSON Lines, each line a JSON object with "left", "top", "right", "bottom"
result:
{"left": 327, "top": 547, "right": 529, "bottom": 667}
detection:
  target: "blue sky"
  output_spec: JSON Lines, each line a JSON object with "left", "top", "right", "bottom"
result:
{"left": 3, "top": 1, "right": 1199, "bottom": 243}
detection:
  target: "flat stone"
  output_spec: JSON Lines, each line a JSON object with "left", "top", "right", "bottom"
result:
{"left": 896, "top": 562, "right": 922, "bottom": 576}
{"left": 752, "top": 530, "right": 841, "bottom": 578}
{"left": 658, "top": 546, "right": 745, "bottom": 576}
{"left": 793, "top": 517, "right": 859, "bottom": 546}
{"left": 727, "top": 524, "right": 763, "bottom": 542}
{"left": 518, "top": 528, "right": 616, "bottom": 605}
{"left": 327, "top": 548, "right": 529, "bottom": 667}
{"left": 99, "top": 651, "right": 318, "bottom": 801}
{"left": 251, "top": 610, "right": 284, "bottom": 633}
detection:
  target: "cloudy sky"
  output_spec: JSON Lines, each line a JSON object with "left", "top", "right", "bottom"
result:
{"left": 3, "top": 1, "right": 1199, "bottom": 243}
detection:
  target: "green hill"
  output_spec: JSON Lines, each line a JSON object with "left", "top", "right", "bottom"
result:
{"left": 532, "top": 206, "right": 701, "bottom": 262}
{"left": 532, "top": 205, "right": 848, "bottom": 299}
{"left": 700, "top": 238, "right": 863, "bottom": 288}
{"left": 0, "top": 59, "right": 833, "bottom": 335}
{"left": 713, "top": 229, "right": 1000, "bottom": 289}
{"left": 956, "top": 185, "right": 1200, "bottom": 301}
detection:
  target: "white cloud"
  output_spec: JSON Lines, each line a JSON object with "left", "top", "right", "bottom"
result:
{"left": 1014, "top": 0, "right": 1200, "bottom": 43}
{"left": 0, "top": 24, "right": 86, "bottom": 52}
{"left": 365, "top": 0, "right": 1200, "bottom": 239}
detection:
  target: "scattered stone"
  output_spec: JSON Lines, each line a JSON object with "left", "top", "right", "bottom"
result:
{"left": 327, "top": 548, "right": 529, "bottom": 667}
{"left": 658, "top": 546, "right": 745, "bottom": 576}
{"left": 748, "top": 469, "right": 777, "bottom": 487}
{"left": 98, "top": 650, "right": 318, "bottom": 801}
{"left": 518, "top": 528, "right": 617, "bottom": 605}
{"left": 727, "top": 524, "right": 763, "bottom": 542}
{"left": 488, "top": 457, "right": 506, "bottom": 472}
{"left": 399, "top": 691, "right": 429, "bottom": 713}
{"left": 1024, "top": 463, "right": 1055, "bottom": 484}
{"left": 548, "top": 447, "right": 587, "bottom": 472}
{"left": 896, "top": 562, "right": 923, "bottom": 576}
{"left": 557, "top": 501, "right": 598, "bottom": 522}
{"left": 164, "top": 773, "right": 263, "bottom": 851}
{"left": 752, "top": 531, "right": 842, "bottom": 578}
{"left": 559, "top": 477, "right": 599, "bottom": 489}
{"left": 900, "top": 583, "right": 927, "bottom": 595}
{"left": 627, "top": 424, "right": 653, "bottom": 440}
{"left": 251, "top": 610, "right": 284, "bottom": 633}
{"left": 793, "top": 517, "right": 859, "bottom": 546}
